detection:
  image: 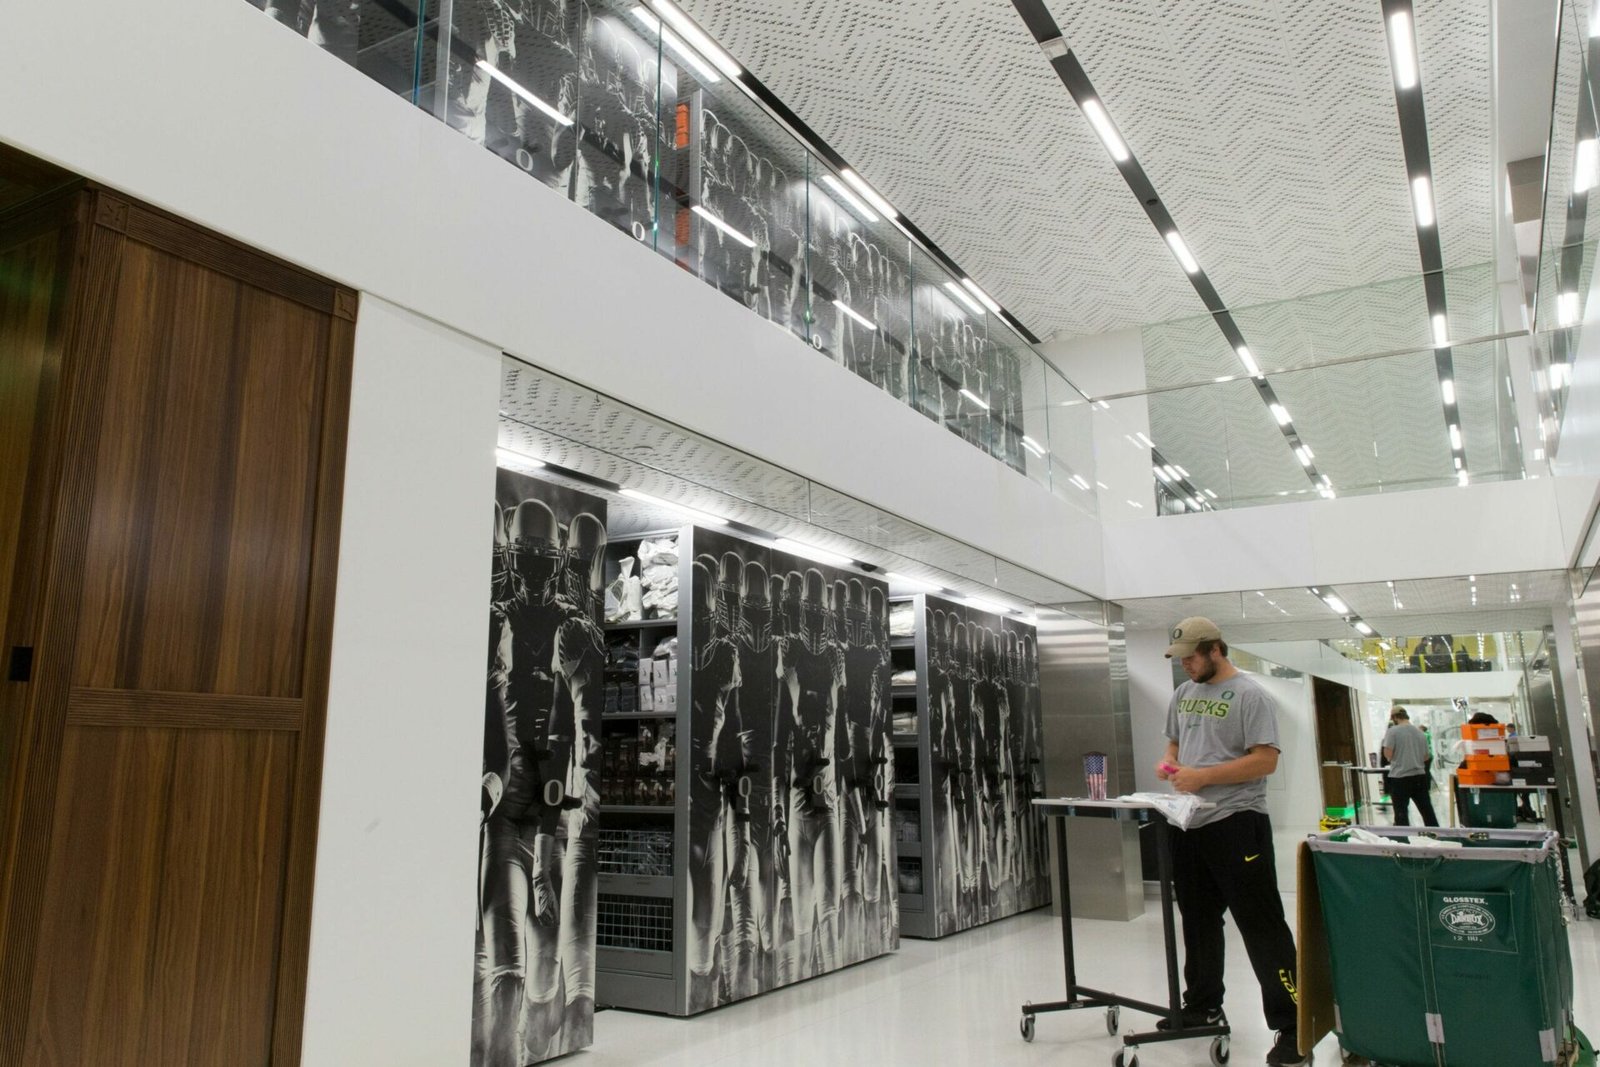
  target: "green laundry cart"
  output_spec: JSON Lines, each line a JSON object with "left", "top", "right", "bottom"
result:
{"left": 1307, "top": 827, "right": 1575, "bottom": 1067}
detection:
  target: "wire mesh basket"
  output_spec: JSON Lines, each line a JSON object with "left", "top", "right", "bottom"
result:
{"left": 597, "top": 893, "right": 673, "bottom": 952}
{"left": 597, "top": 827, "right": 674, "bottom": 876}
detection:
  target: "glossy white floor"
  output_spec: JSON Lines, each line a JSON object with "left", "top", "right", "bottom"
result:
{"left": 586, "top": 895, "right": 1600, "bottom": 1066}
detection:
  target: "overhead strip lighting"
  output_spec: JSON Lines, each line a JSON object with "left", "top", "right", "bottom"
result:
{"left": 884, "top": 571, "right": 940, "bottom": 593}
{"left": 691, "top": 205, "right": 756, "bottom": 248}
{"left": 1080, "top": 98, "right": 1130, "bottom": 162}
{"left": 1441, "top": 378, "right": 1455, "bottom": 405}
{"left": 628, "top": 7, "right": 725, "bottom": 85}
{"left": 819, "top": 173, "right": 879, "bottom": 223}
{"left": 1323, "top": 595, "right": 1350, "bottom": 615}
{"left": 1236, "top": 345, "right": 1262, "bottom": 378}
{"left": 772, "top": 537, "right": 853, "bottom": 568}
{"left": 649, "top": 0, "right": 742, "bottom": 79}
{"left": 496, "top": 447, "right": 546, "bottom": 469}
{"left": 1270, "top": 403, "right": 1291, "bottom": 426}
{"left": 1387, "top": 9, "right": 1419, "bottom": 89}
{"left": 1354, "top": 621, "right": 1375, "bottom": 636}
{"left": 961, "top": 595, "right": 1011, "bottom": 614}
{"left": 959, "top": 388, "right": 991, "bottom": 411}
{"left": 1559, "top": 291, "right": 1581, "bottom": 326}
{"left": 839, "top": 168, "right": 899, "bottom": 220}
{"left": 1449, "top": 423, "right": 1462, "bottom": 450}
{"left": 943, "top": 280, "right": 986, "bottom": 316}
{"left": 1431, "top": 313, "right": 1449, "bottom": 348}
{"left": 477, "top": 62, "right": 573, "bottom": 126}
{"left": 1411, "top": 174, "right": 1435, "bottom": 228}
{"left": 833, "top": 299, "right": 878, "bottom": 331}
{"left": 1164, "top": 231, "right": 1200, "bottom": 274}
{"left": 961, "top": 278, "right": 1004, "bottom": 315}
{"left": 1295, "top": 447, "right": 1313, "bottom": 468}
{"left": 619, "top": 487, "right": 729, "bottom": 526}
{"left": 1576, "top": 138, "right": 1599, "bottom": 195}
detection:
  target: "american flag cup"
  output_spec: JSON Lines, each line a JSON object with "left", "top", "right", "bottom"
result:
{"left": 1083, "top": 752, "right": 1108, "bottom": 800}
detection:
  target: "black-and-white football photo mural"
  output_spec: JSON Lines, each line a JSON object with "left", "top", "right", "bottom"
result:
{"left": 923, "top": 596, "right": 1048, "bottom": 937}
{"left": 477, "top": 469, "right": 607, "bottom": 1066}
{"left": 684, "top": 529, "right": 897, "bottom": 1013}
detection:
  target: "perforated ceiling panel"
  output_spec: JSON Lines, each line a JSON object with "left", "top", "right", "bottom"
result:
{"left": 675, "top": 0, "right": 1494, "bottom": 344}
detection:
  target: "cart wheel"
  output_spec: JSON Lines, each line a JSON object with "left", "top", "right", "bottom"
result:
{"left": 1105, "top": 1006, "right": 1120, "bottom": 1035}
{"left": 1112, "top": 1050, "right": 1137, "bottom": 1067}
{"left": 1019, "top": 1014, "right": 1035, "bottom": 1042}
{"left": 1210, "top": 1034, "right": 1230, "bottom": 1065}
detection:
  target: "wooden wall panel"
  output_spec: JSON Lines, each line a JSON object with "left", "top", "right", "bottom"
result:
{"left": 0, "top": 186, "right": 355, "bottom": 1067}
{"left": 70, "top": 244, "right": 323, "bottom": 699}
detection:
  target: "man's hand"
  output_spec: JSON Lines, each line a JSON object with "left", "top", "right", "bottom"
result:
{"left": 1155, "top": 760, "right": 1180, "bottom": 782}
{"left": 1170, "top": 765, "right": 1211, "bottom": 794}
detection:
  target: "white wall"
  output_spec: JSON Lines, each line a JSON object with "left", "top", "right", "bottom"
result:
{"left": 1125, "top": 626, "right": 1178, "bottom": 796}
{"left": 1102, "top": 476, "right": 1570, "bottom": 600}
{"left": 0, "top": 0, "right": 1103, "bottom": 600}
{"left": 301, "top": 298, "right": 501, "bottom": 1067}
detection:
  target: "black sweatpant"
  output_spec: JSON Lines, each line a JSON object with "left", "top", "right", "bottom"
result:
{"left": 1170, "top": 809, "right": 1299, "bottom": 1032}
{"left": 1388, "top": 773, "right": 1438, "bottom": 826}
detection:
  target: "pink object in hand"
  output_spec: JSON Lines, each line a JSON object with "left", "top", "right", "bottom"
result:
{"left": 1160, "top": 762, "right": 1180, "bottom": 775}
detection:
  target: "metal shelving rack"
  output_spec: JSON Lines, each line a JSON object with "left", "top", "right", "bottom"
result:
{"left": 595, "top": 529, "right": 690, "bottom": 1014}
{"left": 889, "top": 597, "right": 935, "bottom": 937}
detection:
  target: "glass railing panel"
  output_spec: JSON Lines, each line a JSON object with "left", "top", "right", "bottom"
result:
{"left": 1012, "top": 351, "right": 1053, "bottom": 494}
{"left": 806, "top": 167, "right": 915, "bottom": 403}
{"left": 1043, "top": 370, "right": 1096, "bottom": 515}
{"left": 249, "top": 1, "right": 437, "bottom": 104}
{"left": 1146, "top": 378, "right": 1311, "bottom": 509}
{"left": 907, "top": 242, "right": 985, "bottom": 446}
{"left": 660, "top": 57, "right": 811, "bottom": 341}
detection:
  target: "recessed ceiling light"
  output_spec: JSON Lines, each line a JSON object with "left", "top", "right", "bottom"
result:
{"left": 839, "top": 168, "right": 898, "bottom": 220}
{"left": 885, "top": 571, "right": 939, "bottom": 592}
{"left": 620, "top": 487, "right": 728, "bottom": 526}
{"left": 1355, "top": 621, "right": 1374, "bottom": 636}
{"left": 1441, "top": 378, "right": 1455, "bottom": 405}
{"left": 1295, "top": 446, "right": 1313, "bottom": 467}
{"left": 961, "top": 278, "right": 1003, "bottom": 315}
{"left": 1270, "top": 403, "right": 1291, "bottom": 426}
{"left": 773, "top": 537, "right": 853, "bottom": 568}
{"left": 1324, "top": 596, "right": 1349, "bottom": 614}
{"left": 1236, "top": 345, "right": 1262, "bottom": 378}
{"left": 1431, "top": 313, "right": 1449, "bottom": 347}
{"left": 832, "top": 299, "right": 878, "bottom": 331}
{"left": 1558, "top": 291, "right": 1581, "bottom": 327}
{"left": 477, "top": 62, "right": 574, "bottom": 126}
{"left": 692, "top": 205, "right": 756, "bottom": 248}
{"left": 1164, "top": 231, "right": 1201, "bottom": 274}
{"left": 1080, "top": 98, "right": 1130, "bottom": 162}
{"left": 943, "top": 280, "right": 986, "bottom": 317}
{"left": 1449, "top": 424, "right": 1462, "bottom": 450}
{"left": 651, "top": 0, "right": 742, "bottom": 78}
{"left": 629, "top": 7, "right": 725, "bottom": 84}
{"left": 820, "top": 173, "right": 879, "bottom": 222}
{"left": 496, "top": 446, "right": 546, "bottom": 469}
{"left": 1458, "top": 470, "right": 1470, "bottom": 487}
{"left": 1577, "top": 138, "right": 1598, "bottom": 195}
{"left": 1411, "top": 174, "right": 1435, "bottom": 228}
{"left": 1388, "top": 10, "right": 1419, "bottom": 90}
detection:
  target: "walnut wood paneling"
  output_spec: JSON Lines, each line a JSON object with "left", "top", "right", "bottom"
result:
{"left": 0, "top": 182, "right": 355, "bottom": 1067}
{"left": 24, "top": 726, "right": 295, "bottom": 1065}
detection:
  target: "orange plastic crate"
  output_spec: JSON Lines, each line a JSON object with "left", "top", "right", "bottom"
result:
{"left": 1457, "top": 769, "right": 1500, "bottom": 785}
{"left": 1462, "top": 723, "right": 1508, "bottom": 740}
{"left": 1465, "top": 754, "right": 1512, "bottom": 772}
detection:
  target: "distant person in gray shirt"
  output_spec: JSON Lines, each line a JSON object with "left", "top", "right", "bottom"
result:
{"left": 1156, "top": 618, "right": 1305, "bottom": 1066}
{"left": 1382, "top": 707, "right": 1437, "bottom": 827}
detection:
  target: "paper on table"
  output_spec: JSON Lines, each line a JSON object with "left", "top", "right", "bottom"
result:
{"left": 1121, "top": 791, "right": 1202, "bottom": 830}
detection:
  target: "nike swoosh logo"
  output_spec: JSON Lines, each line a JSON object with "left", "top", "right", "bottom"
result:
{"left": 1244, "top": 854, "right": 1261, "bottom": 863}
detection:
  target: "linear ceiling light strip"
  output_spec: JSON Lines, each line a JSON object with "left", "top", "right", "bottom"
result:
{"left": 1008, "top": 0, "right": 1331, "bottom": 498}
{"left": 1308, "top": 585, "right": 1378, "bottom": 638}
{"left": 1381, "top": 0, "right": 1466, "bottom": 483}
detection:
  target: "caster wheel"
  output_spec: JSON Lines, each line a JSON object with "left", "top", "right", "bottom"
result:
{"left": 1019, "top": 1014, "right": 1035, "bottom": 1042}
{"left": 1211, "top": 1034, "right": 1231, "bottom": 1065}
{"left": 1106, "top": 1006, "right": 1120, "bottom": 1036}
{"left": 1112, "top": 1050, "right": 1138, "bottom": 1067}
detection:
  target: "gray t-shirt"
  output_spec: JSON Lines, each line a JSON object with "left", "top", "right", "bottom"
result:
{"left": 1164, "top": 671, "right": 1281, "bottom": 828}
{"left": 1382, "top": 722, "right": 1430, "bottom": 777}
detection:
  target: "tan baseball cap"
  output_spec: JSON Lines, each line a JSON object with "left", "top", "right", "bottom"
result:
{"left": 1165, "top": 616, "right": 1223, "bottom": 658}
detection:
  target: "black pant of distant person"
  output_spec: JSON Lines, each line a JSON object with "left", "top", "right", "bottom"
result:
{"left": 1171, "top": 810, "right": 1299, "bottom": 1033}
{"left": 1389, "top": 773, "right": 1438, "bottom": 827}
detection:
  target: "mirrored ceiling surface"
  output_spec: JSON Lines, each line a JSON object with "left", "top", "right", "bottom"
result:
{"left": 499, "top": 355, "right": 1095, "bottom": 612}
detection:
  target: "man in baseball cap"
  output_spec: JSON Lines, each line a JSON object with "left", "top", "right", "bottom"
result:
{"left": 1157, "top": 617, "right": 1305, "bottom": 1066}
